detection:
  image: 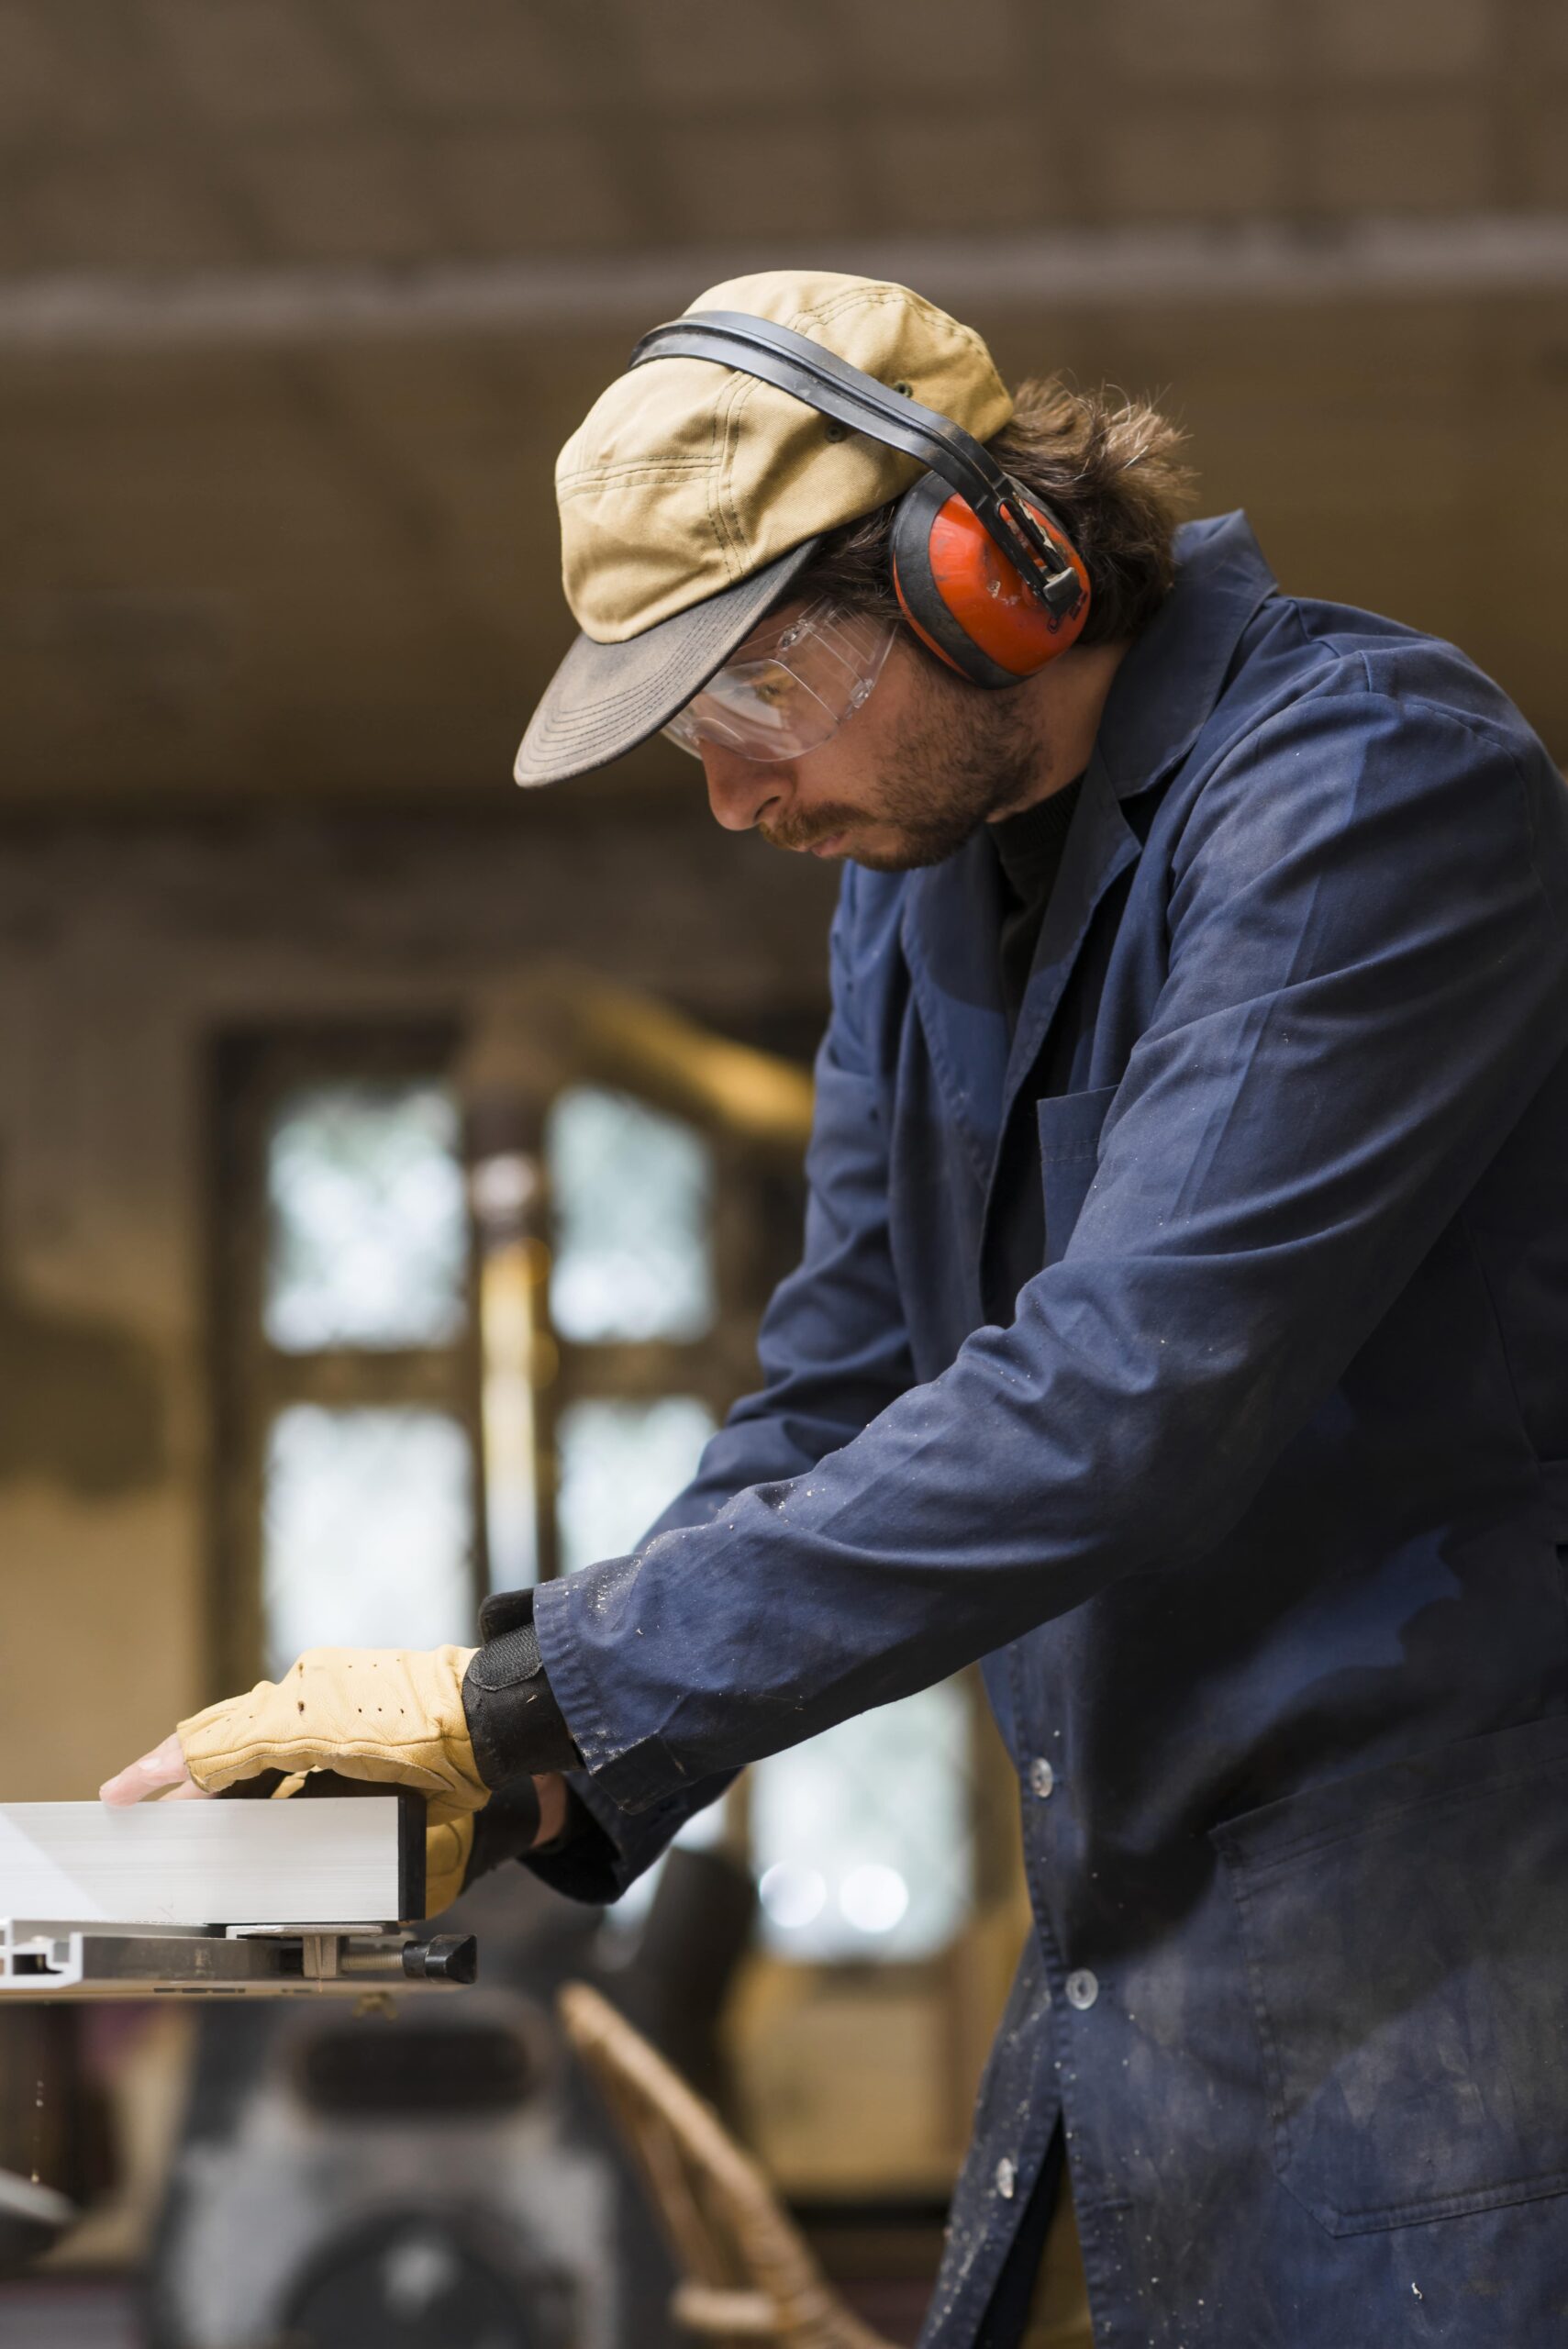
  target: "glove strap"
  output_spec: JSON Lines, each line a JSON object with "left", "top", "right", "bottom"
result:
{"left": 463, "top": 1588, "right": 580, "bottom": 1787}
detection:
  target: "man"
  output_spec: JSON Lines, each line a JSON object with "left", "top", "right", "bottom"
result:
{"left": 106, "top": 273, "right": 1568, "bottom": 2347}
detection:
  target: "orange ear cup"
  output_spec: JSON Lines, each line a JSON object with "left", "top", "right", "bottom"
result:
{"left": 891, "top": 477, "right": 1091, "bottom": 688}
{"left": 933, "top": 493, "right": 1091, "bottom": 671}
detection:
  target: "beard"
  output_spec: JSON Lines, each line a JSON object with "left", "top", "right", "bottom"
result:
{"left": 758, "top": 663, "right": 1044, "bottom": 873}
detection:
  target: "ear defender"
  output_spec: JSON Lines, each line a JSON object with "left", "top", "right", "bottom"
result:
{"left": 890, "top": 472, "right": 1091, "bottom": 688}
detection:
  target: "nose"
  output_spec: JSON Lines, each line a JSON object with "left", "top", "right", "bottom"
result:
{"left": 701, "top": 745, "right": 786, "bottom": 833}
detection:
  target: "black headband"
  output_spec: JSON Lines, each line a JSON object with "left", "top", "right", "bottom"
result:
{"left": 628, "top": 310, "right": 1083, "bottom": 618}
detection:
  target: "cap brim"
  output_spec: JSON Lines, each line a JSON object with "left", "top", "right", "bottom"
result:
{"left": 514, "top": 538, "right": 821, "bottom": 788}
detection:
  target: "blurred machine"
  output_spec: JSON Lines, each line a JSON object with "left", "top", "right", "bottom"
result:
{"left": 150, "top": 1986, "right": 601, "bottom": 2349}
{"left": 146, "top": 1846, "right": 755, "bottom": 2349}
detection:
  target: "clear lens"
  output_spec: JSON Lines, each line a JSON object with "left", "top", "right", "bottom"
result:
{"left": 663, "top": 598, "right": 895, "bottom": 763}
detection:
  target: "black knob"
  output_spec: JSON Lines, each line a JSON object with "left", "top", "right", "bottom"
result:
{"left": 400, "top": 1932, "right": 479, "bottom": 1985}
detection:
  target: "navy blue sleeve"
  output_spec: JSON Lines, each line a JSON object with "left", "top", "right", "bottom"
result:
{"left": 534, "top": 681, "right": 1568, "bottom": 1818}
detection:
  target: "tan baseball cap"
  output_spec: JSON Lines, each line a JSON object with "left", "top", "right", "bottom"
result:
{"left": 515, "top": 269, "right": 1013, "bottom": 787}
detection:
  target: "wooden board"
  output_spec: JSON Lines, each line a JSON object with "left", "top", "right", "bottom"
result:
{"left": 0, "top": 1798, "right": 410, "bottom": 1927}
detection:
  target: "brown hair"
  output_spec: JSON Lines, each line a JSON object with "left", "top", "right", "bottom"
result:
{"left": 795, "top": 377, "right": 1195, "bottom": 647}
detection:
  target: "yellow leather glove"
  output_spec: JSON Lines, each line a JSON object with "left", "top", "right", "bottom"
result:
{"left": 425, "top": 1805, "right": 476, "bottom": 1918}
{"left": 177, "top": 1646, "right": 487, "bottom": 1920}
{"left": 178, "top": 1645, "right": 485, "bottom": 1800}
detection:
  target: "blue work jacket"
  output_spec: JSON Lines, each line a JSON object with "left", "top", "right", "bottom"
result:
{"left": 534, "top": 515, "right": 1568, "bottom": 2346}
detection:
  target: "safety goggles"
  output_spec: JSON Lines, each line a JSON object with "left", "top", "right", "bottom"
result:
{"left": 662, "top": 597, "right": 895, "bottom": 763}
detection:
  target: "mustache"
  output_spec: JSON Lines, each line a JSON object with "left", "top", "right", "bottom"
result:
{"left": 758, "top": 803, "right": 865, "bottom": 852}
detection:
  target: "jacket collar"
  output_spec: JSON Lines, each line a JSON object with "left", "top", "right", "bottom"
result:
{"left": 898, "top": 512, "right": 1277, "bottom": 1190}
{"left": 1095, "top": 510, "right": 1278, "bottom": 800}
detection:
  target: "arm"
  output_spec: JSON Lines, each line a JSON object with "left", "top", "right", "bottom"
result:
{"left": 532, "top": 685, "right": 1568, "bottom": 1811}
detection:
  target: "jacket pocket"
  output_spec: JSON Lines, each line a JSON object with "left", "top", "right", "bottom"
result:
{"left": 1037, "top": 1083, "right": 1119, "bottom": 1266}
{"left": 1213, "top": 1715, "right": 1568, "bottom": 2237}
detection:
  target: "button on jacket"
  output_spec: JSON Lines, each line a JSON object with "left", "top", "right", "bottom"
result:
{"left": 531, "top": 515, "right": 1568, "bottom": 2346}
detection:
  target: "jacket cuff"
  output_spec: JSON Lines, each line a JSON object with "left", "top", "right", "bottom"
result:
{"left": 462, "top": 1588, "right": 581, "bottom": 1787}
{"left": 529, "top": 1562, "right": 688, "bottom": 1812}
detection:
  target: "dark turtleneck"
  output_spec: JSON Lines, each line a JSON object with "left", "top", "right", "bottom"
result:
{"left": 989, "top": 776, "right": 1084, "bottom": 1031}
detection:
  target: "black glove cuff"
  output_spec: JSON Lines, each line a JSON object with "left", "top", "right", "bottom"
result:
{"left": 462, "top": 1588, "right": 581, "bottom": 1787}
{"left": 478, "top": 1586, "right": 538, "bottom": 1642}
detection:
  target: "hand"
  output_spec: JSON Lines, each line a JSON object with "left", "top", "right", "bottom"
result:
{"left": 161, "top": 1645, "right": 487, "bottom": 1803}
{"left": 532, "top": 1773, "right": 568, "bottom": 1846}
{"left": 102, "top": 1644, "right": 485, "bottom": 1923}
{"left": 100, "top": 1731, "right": 206, "bottom": 1807}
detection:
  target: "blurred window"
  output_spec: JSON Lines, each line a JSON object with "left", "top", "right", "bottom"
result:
{"left": 261, "top": 1405, "right": 474, "bottom": 1679}
{"left": 751, "top": 1684, "right": 975, "bottom": 1963}
{"left": 213, "top": 1033, "right": 482, "bottom": 1688}
{"left": 218, "top": 1029, "right": 984, "bottom": 1987}
{"left": 548, "top": 1086, "right": 715, "bottom": 1342}
{"left": 556, "top": 1396, "right": 717, "bottom": 1575}
{"left": 265, "top": 1083, "right": 467, "bottom": 1352}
